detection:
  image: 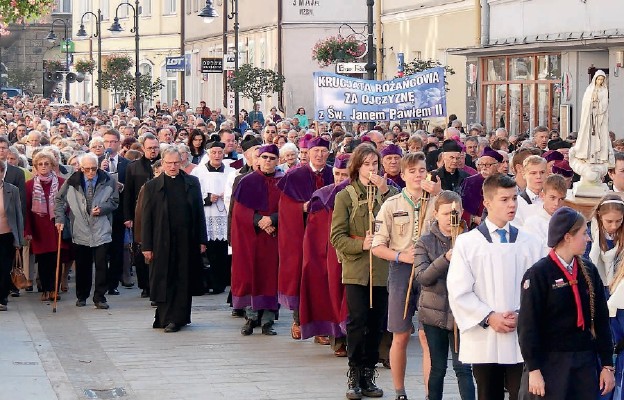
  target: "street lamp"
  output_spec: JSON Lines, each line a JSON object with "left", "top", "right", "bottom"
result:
{"left": 365, "top": 0, "right": 376, "bottom": 129}
{"left": 199, "top": 0, "right": 239, "bottom": 131}
{"left": 109, "top": 0, "right": 142, "bottom": 118}
{"left": 76, "top": 9, "right": 103, "bottom": 108}
{"left": 46, "top": 18, "right": 71, "bottom": 102}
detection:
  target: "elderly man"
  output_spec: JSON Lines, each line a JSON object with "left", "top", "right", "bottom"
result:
{"left": 366, "top": 130, "right": 386, "bottom": 152}
{"left": 277, "top": 136, "right": 333, "bottom": 339}
{"left": 381, "top": 144, "right": 405, "bottom": 188}
{"left": 55, "top": 154, "right": 119, "bottom": 310}
{"left": 192, "top": 142, "right": 235, "bottom": 295}
{"left": 157, "top": 128, "right": 174, "bottom": 145}
{"left": 460, "top": 147, "right": 503, "bottom": 228}
{"left": 432, "top": 139, "right": 470, "bottom": 193}
{"left": 141, "top": 146, "right": 207, "bottom": 332}
{"left": 532, "top": 126, "right": 549, "bottom": 151}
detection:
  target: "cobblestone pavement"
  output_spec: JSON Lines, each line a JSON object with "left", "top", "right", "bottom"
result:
{"left": 1, "top": 283, "right": 462, "bottom": 400}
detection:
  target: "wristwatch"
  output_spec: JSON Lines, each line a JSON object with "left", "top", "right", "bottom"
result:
{"left": 479, "top": 311, "right": 494, "bottom": 329}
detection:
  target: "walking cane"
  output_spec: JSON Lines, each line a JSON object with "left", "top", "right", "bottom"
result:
{"left": 53, "top": 229, "right": 62, "bottom": 313}
{"left": 450, "top": 202, "right": 461, "bottom": 353}
{"left": 367, "top": 174, "right": 376, "bottom": 309}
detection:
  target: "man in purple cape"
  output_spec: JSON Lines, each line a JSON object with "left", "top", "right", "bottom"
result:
{"left": 381, "top": 144, "right": 406, "bottom": 188}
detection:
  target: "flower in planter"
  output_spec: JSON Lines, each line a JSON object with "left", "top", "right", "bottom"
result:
{"left": 75, "top": 59, "right": 96, "bottom": 75}
{"left": 312, "top": 35, "right": 365, "bottom": 68}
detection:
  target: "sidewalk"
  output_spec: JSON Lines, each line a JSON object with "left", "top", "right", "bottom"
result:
{"left": 2, "top": 286, "right": 462, "bottom": 399}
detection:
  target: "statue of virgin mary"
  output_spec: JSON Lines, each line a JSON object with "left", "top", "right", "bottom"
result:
{"left": 573, "top": 70, "right": 614, "bottom": 165}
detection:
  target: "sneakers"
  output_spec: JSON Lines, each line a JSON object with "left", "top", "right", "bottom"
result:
{"left": 360, "top": 367, "right": 383, "bottom": 397}
{"left": 346, "top": 367, "right": 362, "bottom": 400}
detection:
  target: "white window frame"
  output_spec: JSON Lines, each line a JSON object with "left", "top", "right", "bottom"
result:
{"left": 100, "top": 0, "right": 110, "bottom": 20}
{"left": 163, "top": 0, "right": 176, "bottom": 15}
{"left": 118, "top": 0, "right": 130, "bottom": 19}
{"left": 141, "top": 0, "right": 152, "bottom": 16}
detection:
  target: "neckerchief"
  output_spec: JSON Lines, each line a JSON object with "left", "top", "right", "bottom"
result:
{"left": 402, "top": 189, "right": 422, "bottom": 243}
{"left": 549, "top": 249, "right": 584, "bottom": 330}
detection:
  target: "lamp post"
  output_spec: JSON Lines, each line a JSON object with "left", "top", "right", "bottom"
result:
{"left": 109, "top": 0, "right": 142, "bottom": 118}
{"left": 199, "top": 0, "right": 239, "bottom": 130}
{"left": 46, "top": 18, "right": 71, "bottom": 102}
{"left": 76, "top": 9, "right": 102, "bottom": 108}
{"left": 365, "top": 0, "right": 376, "bottom": 129}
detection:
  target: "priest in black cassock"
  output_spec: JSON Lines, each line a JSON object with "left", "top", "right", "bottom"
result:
{"left": 141, "top": 145, "right": 208, "bottom": 333}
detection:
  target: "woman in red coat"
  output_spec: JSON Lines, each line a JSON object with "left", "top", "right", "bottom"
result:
{"left": 24, "top": 151, "right": 68, "bottom": 301}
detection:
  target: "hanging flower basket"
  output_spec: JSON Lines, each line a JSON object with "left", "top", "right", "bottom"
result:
{"left": 44, "top": 60, "right": 63, "bottom": 73}
{"left": 312, "top": 35, "right": 365, "bottom": 68}
{"left": 75, "top": 59, "right": 96, "bottom": 75}
{"left": 0, "top": 0, "right": 55, "bottom": 33}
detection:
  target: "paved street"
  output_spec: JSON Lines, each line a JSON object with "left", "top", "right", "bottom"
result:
{"left": 2, "top": 283, "right": 462, "bottom": 400}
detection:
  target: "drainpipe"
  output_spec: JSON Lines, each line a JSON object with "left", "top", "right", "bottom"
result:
{"left": 277, "top": 0, "right": 284, "bottom": 113}
{"left": 475, "top": 0, "right": 481, "bottom": 47}
{"left": 180, "top": 0, "right": 185, "bottom": 103}
{"left": 480, "top": 0, "right": 489, "bottom": 47}
{"left": 375, "top": 0, "right": 382, "bottom": 80}
{"left": 222, "top": 0, "right": 228, "bottom": 108}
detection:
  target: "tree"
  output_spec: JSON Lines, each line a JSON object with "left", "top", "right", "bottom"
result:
{"left": 228, "top": 64, "right": 285, "bottom": 104}
{"left": 96, "top": 55, "right": 163, "bottom": 103}
{"left": 401, "top": 58, "right": 455, "bottom": 91}
{"left": 7, "top": 67, "right": 35, "bottom": 91}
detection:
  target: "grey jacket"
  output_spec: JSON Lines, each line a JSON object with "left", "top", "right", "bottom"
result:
{"left": 2, "top": 182, "right": 24, "bottom": 248}
{"left": 414, "top": 221, "right": 454, "bottom": 330}
{"left": 54, "top": 170, "right": 119, "bottom": 247}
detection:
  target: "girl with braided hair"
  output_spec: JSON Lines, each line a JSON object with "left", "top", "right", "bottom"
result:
{"left": 518, "top": 207, "right": 614, "bottom": 399}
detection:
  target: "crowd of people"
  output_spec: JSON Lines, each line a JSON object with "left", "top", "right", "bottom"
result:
{"left": 2, "top": 92, "right": 624, "bottom": 399}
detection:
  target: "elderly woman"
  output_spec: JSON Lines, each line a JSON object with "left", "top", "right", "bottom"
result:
{"left": 24, "top": 151, "right": 68, "bottom": 301}
{"left": 278, "top": 142, "right": 299, "bottom": 172}
{"left": 89, "top": 137, "right": 106, "bottom": 157}
{"left": 0, "top": 159, "right": 24, "bottom": 311}
{"left": 178, "top": 144, "right": 197, "bottom": 174}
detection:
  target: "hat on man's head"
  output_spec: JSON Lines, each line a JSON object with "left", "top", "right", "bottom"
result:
{"left": 543, "top": 150, "right": 564, "bottom": 163}
{"left": 548, "top": 207, "right": 583, "bottom": 248}
{"left": 481, "top": 146, "right": 504, "bottom": 163}
{"left": 334, "top": 153, "right": 351, "bottom": 169}
{"left": 241, "top": 135, "right": 262, "bottom": 152}
{"left": 307, "top": 136, "right": 330, "bottom": 150}
{"left": 381, "top": 144, "right": 403, "bottom": 158}
{"left": 441, "top": 139, "right": 463, "bottom": 153}
{"left": 552, "top": 160, "right": 574, "bottom": 178}
{"left": 207, "top": 141, "right": 225, "bottom": 149}
{"left": 298, "top": 133, "right": 313, "bottom": 149}
{"left": 258, "top": 144, "right": 279, "bottom": 157}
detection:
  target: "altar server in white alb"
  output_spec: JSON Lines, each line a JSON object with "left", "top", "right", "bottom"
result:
{"left": 192, "top": 141, "right": 235, "bottom": 295}
{"left": 447, "top": 174, "right": 544, "bottom": 400}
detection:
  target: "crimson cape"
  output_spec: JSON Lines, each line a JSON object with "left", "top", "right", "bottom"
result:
{"left": 230, "top": 170, "right": 282, "bottom": 310}
{"left": 276, "top": 164, "right": 333, "bottom": 310}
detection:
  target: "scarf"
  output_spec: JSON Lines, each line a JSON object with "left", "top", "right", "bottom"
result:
{"left": 32, "top": 172, "right": 59, "bottom": 220}
{"left": 549, "top": 249, "right": 584, "bottom": 330}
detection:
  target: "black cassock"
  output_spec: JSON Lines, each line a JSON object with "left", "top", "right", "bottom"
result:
{"left": 141, "top": 171, "right": 208, "bottom": 328}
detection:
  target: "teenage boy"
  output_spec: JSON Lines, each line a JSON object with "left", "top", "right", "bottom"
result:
{"left": 447, "top": 174, "right": 544, "bottom": 400}
{"left": 372, "top": 152, "right": 440, "bottom": 400}
{"left": 523, "top": 174, "right": 568, "bottom": 253}
{"left": 515, "top": 155, "right": 547, "bottom": 225}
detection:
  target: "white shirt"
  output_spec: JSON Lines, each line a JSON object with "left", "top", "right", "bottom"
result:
{"left": 525, "top": 187, "right": 542, "bottom": 205}
{"left": 108, "top": 154, "right": 118, "bottom": 173}
{"left": 485, "top": 218, "right": 511, "bottom": 243}
{"left": 523, "top": 205, "right": 552, "bottom": 254}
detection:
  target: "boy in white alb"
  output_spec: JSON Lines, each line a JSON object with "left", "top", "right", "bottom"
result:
{"left": 523, "top": 174, "right": 568, "bottom": 254}
{"left": 515, "top": 155, "right": 546, "bottom": 225}
{"left": 447, "top": 174, "right": 544, "bottom": 400}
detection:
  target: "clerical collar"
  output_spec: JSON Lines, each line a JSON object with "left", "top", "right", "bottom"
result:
{"left": 263, "top": 171, "right": 276, "bottom": 177}
{"left": 206, "top": 163, "right": 224, "bottom": 172}
{"left": 165, "top": 173, "right": 179, "bottom": 178}
{"left": 310, "top": 164, "right": 324, "bottom": 173}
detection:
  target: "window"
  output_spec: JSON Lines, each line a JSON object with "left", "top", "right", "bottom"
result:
{"left": 101, "top": 0, "right": 110, "bottom": 20}
{"left": 480, "top": 53, "right": 561, "bottom": 136}
{"left": 54, "top": 0, "right": 71, "bottom": 13}
{"left": 164, "top": 0, "right": 176, "bottom": 15}
{"left": 141, "top": 0, "right": 152, "bottom": 16}
{"left": 119, "top": 0, "right": 129, "bottom": 19}
{"left": 193, "top": 0, "right": 200, "bottom": 13}
{"left": 186, "top": 0, "right": 191, "bottom": 14}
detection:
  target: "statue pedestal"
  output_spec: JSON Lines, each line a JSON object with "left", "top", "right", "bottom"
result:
{"left": 564, "top": 190, "right": 601, "bottom": 219}
{"left": 571, "top": 181, "right": 609, "bottom": 198}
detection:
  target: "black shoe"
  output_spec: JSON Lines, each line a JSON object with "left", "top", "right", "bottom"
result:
{"left": 121, "top": 282, "right": 135, "bottom": 288}
{"left": 150, "top": 301, "right": 157, "bottom": 307}
{"left": 25, "top": 286, "right": 33, "bottom": 292}
{"left": 76, "top": 299, "right": 87, "bottom": 307}
{"left": 241, "top": 319, "right": 254, "bottom": 336}
{"left": 346, "top": 367, "right": 362, "bottom": 400}
{"left": 9, "top": 290, "right": 19, "bottom": 297}
{"left": 360, "top": 367, "right": 383, "bottom": 397}
{"left": 108, "top": 289, "right": 120, "bottom": 295}
{"left": 231, "top": 308, "right": 245, "bottom": 318}
{"left": 396, "top": 395, "right": 408, "bottom": 400}
{"left": 140, "top": 289, "right": 150, "bottom": 298}
{"left": 94, "top": 302, "right": 110, "bottom": 310}
{"left": 164, "top": 323, "right": 180, "bottom": 333}
{"left": 261, "top": 323, "right": 277, "bottom": 336}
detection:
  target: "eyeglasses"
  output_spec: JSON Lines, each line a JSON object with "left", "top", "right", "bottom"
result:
{"left": 260, "top": 155, "right": 278, "bottom": 161}
{"left": 398, "top": 139, "right": 408, "bottom": 143}
{"left": 82, "top": 167, "right": 98, "bottom": 172}
{"left": 90, "top": 145, "right": 104, "bottom": 149}
{"left": 36, "top": 162, "right": 51, "bottom": 167}
{"left": 479, "top": 162, "right": 499, "bottom": 168}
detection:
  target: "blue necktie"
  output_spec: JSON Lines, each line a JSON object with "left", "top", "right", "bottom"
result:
{"left": 495, "top": 228, "right": 508, "bottom": 243}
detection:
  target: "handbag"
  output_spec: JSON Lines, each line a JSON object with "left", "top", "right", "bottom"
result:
{"left": 10, "top": 249, "right": 28, "bottom": 290}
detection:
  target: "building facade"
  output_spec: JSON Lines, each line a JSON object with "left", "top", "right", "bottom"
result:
{"left": 453, "top": 0, "right": 624, "bottom": 137}
{"left": 381, "top": 0, "right": 478, "bottom": 128}
{"left": 69, "top": 0, "right": 183, "bottom": 110}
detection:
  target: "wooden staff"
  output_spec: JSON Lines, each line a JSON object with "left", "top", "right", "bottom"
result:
{"left": 367, "top": 173, "right": 376, "bottom": 308}
{"left": 403, "top": 189, "right": 430, "bottom": 319}
{"left": 450, "top": 201, "right": 461, "bottom": 353}
{"left": 53, "top": 229, "right": 62, "bottom": 313}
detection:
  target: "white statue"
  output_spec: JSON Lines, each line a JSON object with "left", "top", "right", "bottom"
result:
{"left": 569, "top": 70, "right": 614, "bottom": 197}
